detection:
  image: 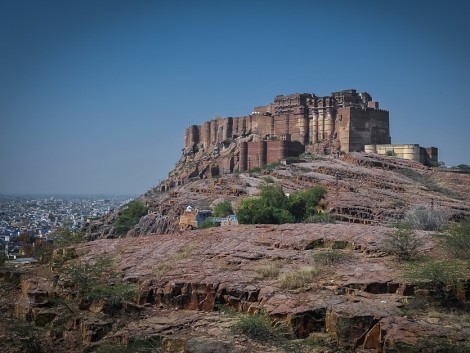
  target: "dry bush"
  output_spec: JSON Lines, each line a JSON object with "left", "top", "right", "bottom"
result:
{"left": 256, "top": 262, "right": 282, "bottom": 278}
{"left": 279, "top": 266, "right": 318, "bottom": 289}
{"left": 404, "top": 205, "right": 448, "bottom": 231}
{"left": 382, "top": 224, "right": 422, "bottom": 261}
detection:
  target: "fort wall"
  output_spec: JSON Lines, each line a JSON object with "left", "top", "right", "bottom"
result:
{"left": 346, "top": 107, "right": 390, "bottom": 152}
{"left": 266, "top": 141, "right": 287, "bottom": 165}
{"left": 365, "top": 144, "right": 438, "bottom": 164}
{"left": 182, "top": 89, "right": 441, "bottom": 169}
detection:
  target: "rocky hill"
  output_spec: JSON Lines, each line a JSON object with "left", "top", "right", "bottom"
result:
{"left": 2, "top": 152, "right": 470, "bottom": 353}
{"left": 86, "top": 152, "right": 470, "bottom": 240}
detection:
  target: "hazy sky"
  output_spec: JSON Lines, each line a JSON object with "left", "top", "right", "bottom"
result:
{"left": 1, "top": 0, "right": 469, "bottom": 195}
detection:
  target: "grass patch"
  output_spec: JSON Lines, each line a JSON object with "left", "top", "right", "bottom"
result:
{"left": 262, "top": 175, "right": 275, "bottom": 184}
{"left": 402, "top": 259, "right": 470, "bottom": 306}
{"left": 437, "top": 219, "right": 470, "bottom": 260}
{"left": 304, "top": 213, "right": 336, "bottom": 224}
{"left": 61, "top": 256, "right": 136, "bottom": 311}
{"left": 312, "top": 249, "right": 350, "bottom": 266}
{"left": 279, "top": 266, "right": 318, "bottom": 289}
{"left": 256, "top": 262, "right": 282, "bottom": 279}
{"left": 174, "top": 241, "right": 199, "bottom": 260}
{"left": 398, "top": 168, "right": 460, "bottom": 199}
{"left": 231, "top": 311, "right": 286, "bottom": 344}
{"left": 153, "top": 263, "right": 172, "bottom": 279}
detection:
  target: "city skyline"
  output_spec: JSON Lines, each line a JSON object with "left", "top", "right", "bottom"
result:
{"left": 1, "top": 0, "right": 469, "bottom": 195}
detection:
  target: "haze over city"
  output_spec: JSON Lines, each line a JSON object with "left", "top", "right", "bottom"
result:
{"left": 1, "top": 0, "right": 469, "bottom": 195}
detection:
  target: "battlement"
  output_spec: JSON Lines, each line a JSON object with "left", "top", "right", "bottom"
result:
{"left": 183, "top": 88, "right": 392, "bottom": 172}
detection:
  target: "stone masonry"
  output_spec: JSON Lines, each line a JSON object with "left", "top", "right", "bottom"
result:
{"left": 184, "top": 89, "right": 391, "bottom": 172}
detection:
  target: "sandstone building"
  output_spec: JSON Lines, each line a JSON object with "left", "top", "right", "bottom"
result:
{"left": 365, "top": 144, "right": 438, "bottom": 165}
{"left": 183, "top": 89, "right": 436, "bottom": 173}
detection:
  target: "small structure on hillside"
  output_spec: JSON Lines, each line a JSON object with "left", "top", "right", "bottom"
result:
{"left": 213, "top": 214, "right": 238, "bottom": 227}
{"left": 179, "top": 207, "right": 212, "bottom": 230}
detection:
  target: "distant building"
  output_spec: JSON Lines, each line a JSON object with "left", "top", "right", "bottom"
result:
{"left": 219, "top": 215, "right": 238, "bottom": 226}
{"left": 364, "top": 144, "right": 438, "bottom": 165}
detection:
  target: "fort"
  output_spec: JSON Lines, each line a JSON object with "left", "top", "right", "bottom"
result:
{"left": 183, "top": 89, "right": 437, "bottom": 175}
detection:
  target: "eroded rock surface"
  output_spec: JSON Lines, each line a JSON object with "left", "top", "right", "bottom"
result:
{"left": 85, "top": 153, "right": 470, "bottom": 239}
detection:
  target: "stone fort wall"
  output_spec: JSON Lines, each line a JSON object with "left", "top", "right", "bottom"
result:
{"left": 184, "top": 89, "right": 391, "bottom": 171}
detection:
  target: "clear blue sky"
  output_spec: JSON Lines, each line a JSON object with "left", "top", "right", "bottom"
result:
{"left": 1, "top": 0, "right": 469, "bottom": 195}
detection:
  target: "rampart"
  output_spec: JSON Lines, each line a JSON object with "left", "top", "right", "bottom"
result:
{"left": 183, "top": 89, "right": 395, "bottom": 172}
{"left": 365, "top": 144, "right": 438, "bottom": 164}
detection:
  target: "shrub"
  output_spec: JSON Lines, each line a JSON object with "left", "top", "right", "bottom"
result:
{"left": 299, "top": 186, "right": 327, "bottom": 217}
{"left": 286, "top": 186, "right": 326, "bottom": 221}
{"left": 304, "top": 213, "right": 336, "bottom": 224}
{"left": 232, "top": 311, "right": 283, "bottom": 343}
{"left": 439, "top": 219, "right": 470, "bottom": 259}
{"left": 212, "top": 200, "right": 233, "bottom": 217}
{"left": 312, "top": 249, "right": 349, "bottom": 265}
{"left": 198, "top": 218, "right": 219, "bottom": 229}
{"left": 21, "top": 239, "right": 54, "bottom": 263}
{"left": 404, "top": 205, "right": 448, "bottom": 231}
{"left": 256, "top": 262, "right": 282, "bottom": 278}
{"left": 237, "top": 194, "right": 293, "bottom": 225}
{"left": 62, "top": 257, "right": 136, "bottom": 307}
{"left": 456, "top": 164, "right": 470, "bottom": 171}
{"left": 259, "top": 183, "right": 288, "bottom": 209}
{"left": 53, "top": 227, "right": 87, "bottom": 248}
{"left": 385, "top": 150, "right": 396, "bottom": 156}
{"left": 404, "top": 260, "right": 462, "bottom": 305}
{"left": 262, "top": 175, "right": 275, "bottom": 184}
{"left": 382, "top": 224, "right": 422, "bottom": 261}
{"left": 279, "top": 266, "right": 318, "bottom": 289}
{"left": 114, "top": 200, "right": 148, "bottom": 235}
{"left": 237, "top": 185, "right": 326, "bottom": 225}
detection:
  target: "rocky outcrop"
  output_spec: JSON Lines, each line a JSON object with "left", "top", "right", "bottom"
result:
{"left": 63, "top": 223, "right": 470, "bottom": 351}
{"left": 84, "top": 152, "right": 470, "bottom": 240}
{"left": 4, "top": 221, "right": 470, "bottom": 352}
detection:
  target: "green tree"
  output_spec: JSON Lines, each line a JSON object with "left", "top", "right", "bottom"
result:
{"left": 53, "top": 227, "right": 87, "bottom": 248}
{"left": 236, "top": 198, "right": 266, "bottom": 224}
{"left": 286, "top": 186, "right": 326, "bottom": 221}
{"left": 213, "top": 200, "right": 233, "bottom": 217}
{"left": 301, "top": 186, "right": 326, "bottom": 216}
{"left": 456, "top": 164, "right": 470, "bottom": 170}
{"left": 237, "top": 185, "right": 326, "bottom": 225}
{"left": 198, "top": 218, "right": 219, "bottom": 229}
{"left": 439, "top": 219, "right": 470, "bottom": 259}
{"left": 259, "top": 183, "right": 287, "bottom": 209}
{"left": 114, "top": 200, "right": 148, "bottom": 235}
{"left": 286, "top": 192, "right": 306, "bottom": 221}
{"left": 382, "top": 223, "right": 422, "bottom": 261}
